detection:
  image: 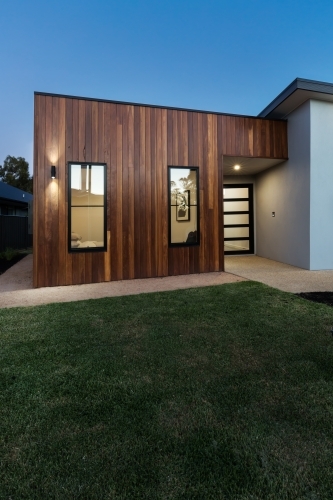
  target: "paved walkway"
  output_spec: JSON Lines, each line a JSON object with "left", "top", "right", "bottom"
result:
{"left": 225, "top": 255, "right": 333, "bottom": 293}
{"left": 1, "top": 254, "right": 333, "bottom": 309}
{"left": 0, "top": 255, "right": 245, "bottom": 309}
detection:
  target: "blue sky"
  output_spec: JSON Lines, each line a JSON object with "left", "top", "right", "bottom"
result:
{"left": 1, "top": 0, "right": 333, "bottom": 174}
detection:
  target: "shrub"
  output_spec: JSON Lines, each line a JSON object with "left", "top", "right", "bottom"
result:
{"left": 0, "top": 247, "right": 20, "bottom": 261}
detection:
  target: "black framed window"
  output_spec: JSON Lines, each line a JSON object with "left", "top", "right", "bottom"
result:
{"left": 68, "top": 162, "right": 107, "bottom": 252}
{"left": 168, "top": 166, "right": 200, "bottom": 246}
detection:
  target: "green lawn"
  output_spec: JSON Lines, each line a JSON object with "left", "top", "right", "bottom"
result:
{"left": 1, "top": 281, "right": 333, "bottom": 499}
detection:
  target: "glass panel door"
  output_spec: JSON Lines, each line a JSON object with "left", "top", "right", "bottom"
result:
{"left": 223, "top": 184, "right": 254, "bottom": 254}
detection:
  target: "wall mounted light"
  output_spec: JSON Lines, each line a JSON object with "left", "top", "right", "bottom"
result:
{"left": 234, "top": 164, "right": 240, "bottom": 171}
{"left": 51, "top": 165, "right": 56, "bottom": 179}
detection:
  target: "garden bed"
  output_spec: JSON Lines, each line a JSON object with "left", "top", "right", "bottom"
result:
{"left": 0, "top": 252, "right": 29, "bottom": 275}
{"left": 297, "top": 292, "right": 333, "bottom": 307}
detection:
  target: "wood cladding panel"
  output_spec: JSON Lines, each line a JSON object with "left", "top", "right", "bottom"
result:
{"left": 109, "top": 103, "right": 118, "bottom": 282}
{"left": 150, "top": 108, "right": 157, "bottom": 277}
{"left": 34, "top": 95, "right": 288, "bottom": 287}
{"left": 217, "top": 116, "right": 224, "bottom": 270}
{"left": 57, "top": 98, "right": 66, "bottom": 285}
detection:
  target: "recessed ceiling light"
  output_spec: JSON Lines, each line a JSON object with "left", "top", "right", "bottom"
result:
{"left": 234, "top": 165, "right": 240, "bottom": 170}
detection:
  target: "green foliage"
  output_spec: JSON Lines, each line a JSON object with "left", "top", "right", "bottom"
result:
{"left": 1, "top": 283, "right": 333, "bottom": 498}
{"left": 0, "top": 247, "right": 20, "bottom": 260}
{"left": 0, "top": 155, "right": 33, "bottom": 193}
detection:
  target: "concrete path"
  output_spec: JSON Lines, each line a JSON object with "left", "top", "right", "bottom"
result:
{"left": 0, "top": 255, "right": 245, "bottom": 309}
{"left": 1, "top": 254, "right": 333, "bottom": 309}
{"left": 225, "top": 255, "right": 333, "bottom": 293}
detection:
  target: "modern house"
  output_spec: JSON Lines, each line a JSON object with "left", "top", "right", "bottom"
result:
{"left": 33, "top": 78, "right": 333, "bottom": 288}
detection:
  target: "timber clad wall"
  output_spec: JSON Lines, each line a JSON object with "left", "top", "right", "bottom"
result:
{"left": 33, "top": 93, "right": 288, "bottom": 288}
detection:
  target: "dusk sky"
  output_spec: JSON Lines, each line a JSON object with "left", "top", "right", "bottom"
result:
{"left": 1, "top": 0, "right": 333, "bottom": 174}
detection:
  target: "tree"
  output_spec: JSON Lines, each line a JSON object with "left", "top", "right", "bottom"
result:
{"left": 0, "top": 155, "right": 33, "bottom": 193}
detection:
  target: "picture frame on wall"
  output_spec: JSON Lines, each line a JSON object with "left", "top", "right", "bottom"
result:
{"left": 176, "top": 190, "right": 190, "bottom": 221}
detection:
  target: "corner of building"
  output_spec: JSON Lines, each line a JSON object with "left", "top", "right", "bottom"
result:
{"left": 309, "top": 99, "right": 333, "bottom": 269}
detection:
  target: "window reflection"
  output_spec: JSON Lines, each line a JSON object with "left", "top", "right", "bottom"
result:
{"left": 69, "top": 163, "right": 106, "bottom": 251}
{"left": 169, "top": 167, "right": 199, "bottom": 245}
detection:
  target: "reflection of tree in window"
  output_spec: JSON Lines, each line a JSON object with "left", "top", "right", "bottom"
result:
{"left": 170, "top": 171, "right": 197, "bottom": 205}
{"left": 170, "top": 180, "right": 178, "bottom": 204}
{"left": 169, "top": 167, "right": 199, "bottom": 245}
{"left": 178, "top": 176, "right": 192, "bottom": 190}
{"left": 178, "top": 194, "right": 187, "bottom": 208}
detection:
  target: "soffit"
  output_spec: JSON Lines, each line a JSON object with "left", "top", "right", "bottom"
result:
{"left": 259, "top": 78, "right": 333, "bottom": 119}
{"left": 223, "top": 156, "right": 285, "bottom": 176}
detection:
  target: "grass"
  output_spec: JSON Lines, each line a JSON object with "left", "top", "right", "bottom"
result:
{"left": 1, "top": 281, "right": 333, "bottom": 499}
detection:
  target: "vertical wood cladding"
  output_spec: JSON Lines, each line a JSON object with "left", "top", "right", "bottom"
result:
{"left": 33, "top": 95, "right": 288, "bottom": 287}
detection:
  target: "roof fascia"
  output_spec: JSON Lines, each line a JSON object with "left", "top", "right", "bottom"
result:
{"left": 34, "top": 91, "right": 286, "bottom": 121}
{"left": 259, "top": 78, "right": 333, "bottom": 118}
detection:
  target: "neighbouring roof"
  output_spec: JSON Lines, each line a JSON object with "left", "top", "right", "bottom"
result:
{"left": 259, "top": 78, "right": 333, "bottom": 119}
{"left": 0, "top": 181, "right": 33, "bottom": 204}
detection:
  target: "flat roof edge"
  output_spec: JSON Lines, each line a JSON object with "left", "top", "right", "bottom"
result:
{"left": 34, "top": 91, "right": 287, "bottom": 121}
{"left": 259, "top": 77, "right": 333, "bottom": 117}
{"left": 258, "top": 78, "right": 299, "bottom": 117}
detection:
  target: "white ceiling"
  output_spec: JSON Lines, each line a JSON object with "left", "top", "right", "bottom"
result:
{"left": 223, "top": 156, "right": 286, "bottom": 176}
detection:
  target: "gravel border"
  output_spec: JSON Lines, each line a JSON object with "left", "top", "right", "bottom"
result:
{"left": 0, "top": 255, "right": 246, "bottom": 309}
{"left": 3, "top": 254, "right": 333, "bottom": 310}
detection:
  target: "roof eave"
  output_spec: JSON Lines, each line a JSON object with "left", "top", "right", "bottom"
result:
{"left": 258, "top": 78, "right": 333, "bottom": 119}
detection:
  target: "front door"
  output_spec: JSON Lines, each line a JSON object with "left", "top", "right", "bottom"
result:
{"left": 223, "top": 184, "right": 254, "bottom": 254}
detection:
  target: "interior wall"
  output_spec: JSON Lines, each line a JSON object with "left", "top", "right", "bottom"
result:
{"left": 170, "top": 207, "right": 198, "bottom": 243}
{"left": 71, "top": 192, "right": 104, "bottom": 242}
{"left": 309, "top": 100, "right": 333, "bottom": 269}
{"left": 71, "top": 208, "right": 104, "bottom": 243}
{"left": 256, "top": 102, "right": 311, "bottom": 268}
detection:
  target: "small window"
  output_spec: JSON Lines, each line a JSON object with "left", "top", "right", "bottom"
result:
{"left": 68, "top": 163, "right": 107, "bottom": 252}
{"left": 168, "top": 166, "right": 200, "bottom": 246}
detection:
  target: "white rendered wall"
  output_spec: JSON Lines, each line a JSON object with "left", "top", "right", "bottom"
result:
{"left": 255, "top": 102, "right": 311, "bottom": 268}
{"left": 309, "top": 100, "right": 333, "bottom": 269}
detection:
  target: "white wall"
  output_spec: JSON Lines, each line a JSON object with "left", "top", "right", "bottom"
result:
{"left": 255, "top": 102, "right": 311, "bottom": 268}
{"left": 309, "top": 100, "right": 333, "bottom": 269}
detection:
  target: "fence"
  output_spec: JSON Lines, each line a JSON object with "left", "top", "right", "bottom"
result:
{"left": 0, "top": 215, "right": 30, "bottom": 252}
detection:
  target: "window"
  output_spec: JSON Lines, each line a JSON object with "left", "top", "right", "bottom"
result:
{"left": 168, "top": 166, "right": 199, "bottom": 246}
{"left": 68, "top": 163, "right": 107, "bottom": 252}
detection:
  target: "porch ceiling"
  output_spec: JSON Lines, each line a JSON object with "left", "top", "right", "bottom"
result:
{"left": 223, "top": 156, "right": 285, "bottom": 176}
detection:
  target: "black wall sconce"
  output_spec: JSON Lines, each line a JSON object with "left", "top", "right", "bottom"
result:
{"left": 51, "top": 165, "right": 56, "bottom": 179}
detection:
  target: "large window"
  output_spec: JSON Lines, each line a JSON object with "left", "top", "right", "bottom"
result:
{"left": 168, "top": 166, "right": 199, "bottom": 246}
{"left": 68, "top": 163, "right": 107, "bottom": 252}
